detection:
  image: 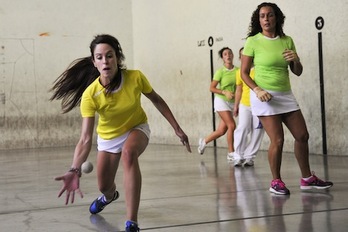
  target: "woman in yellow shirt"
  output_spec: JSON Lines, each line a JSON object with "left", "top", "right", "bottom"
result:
{"left": 51, "top": 34, "right": 191, "bottom": 232}
{"left": 233, "top": 47, "right": 264, "bottom": 167}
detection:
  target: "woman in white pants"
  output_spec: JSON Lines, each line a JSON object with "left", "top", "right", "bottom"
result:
{"left": 233, "top": 48, "right": 264, "bottom": 167}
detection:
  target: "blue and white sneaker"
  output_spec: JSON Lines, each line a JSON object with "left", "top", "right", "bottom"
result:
{"left": 125, "top": 220, "right": 140, "bottom": 232}
{"left": 89, "top": 191, "right": 119, "bottom": 214}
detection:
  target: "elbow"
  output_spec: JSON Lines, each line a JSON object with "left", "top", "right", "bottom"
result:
{"left": 291, "top": 62, "right": 303, "bottom": 76}
{"left": 294, "top": 68, "right": 303, "bottom": 76}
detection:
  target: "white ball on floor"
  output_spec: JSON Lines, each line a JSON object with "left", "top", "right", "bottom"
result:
{"left": 81, "top": 161, "right": 93, "bottom": 174}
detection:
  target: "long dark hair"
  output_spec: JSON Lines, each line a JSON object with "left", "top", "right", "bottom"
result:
{"left": 247, "top": 2, "right": 286, "bottom": 38}
{"left": 50, "top": 34, "right": 126, "bottom": 113}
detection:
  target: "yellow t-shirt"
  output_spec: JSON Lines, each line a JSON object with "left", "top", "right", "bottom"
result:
{"left": 80, "top": 70, "right": 153, "bottom": 140}
{"left": 236, "top": 68, "right": 255, "bottom": 107}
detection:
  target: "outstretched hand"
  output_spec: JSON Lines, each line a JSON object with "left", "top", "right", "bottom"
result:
{"left": 55, "top": 171, "right": 83, "bottom": 205}
{"left": 175, "top": 128, "right": 192, "bottom": 153}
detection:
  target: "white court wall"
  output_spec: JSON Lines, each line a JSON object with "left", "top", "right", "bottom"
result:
{"left": 132, "top": 0, "right": 348, "bottom": 156}
{"left": 0, "top": 0, "right": 133, "bottom": 148}
{"left": 0, "top": 0, "right": 347, "bottom": 156}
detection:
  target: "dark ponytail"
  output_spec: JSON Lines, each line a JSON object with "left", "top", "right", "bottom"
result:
{"left": 50, "top": 57, "right": 99, "bottom": 113}
{"left": 50, "top": 34, "right": 126, "bottom": 113}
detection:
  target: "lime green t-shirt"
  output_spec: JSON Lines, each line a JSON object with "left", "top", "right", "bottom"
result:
{"left": 243, "top": 33, "right": 296, "bottom": 92}
{"left": 213, "top": 66, "right": 239, "bottom": 102}
{"left": 236, "top": 68, "right": 255, "bottom": 107}
{"left": 80, "top": 70, "right": 153, "bottom": 140}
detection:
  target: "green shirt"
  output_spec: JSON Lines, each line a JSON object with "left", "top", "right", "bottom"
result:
{"left": 213, "top": 66, "right": 238, "bottom": 102}
{"left": 243, "top": 33, "right": 296, "bottom": 92}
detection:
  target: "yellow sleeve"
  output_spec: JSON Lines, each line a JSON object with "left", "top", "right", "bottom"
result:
{"left": 236, "top": 69, "right": 242, "bottom": 86}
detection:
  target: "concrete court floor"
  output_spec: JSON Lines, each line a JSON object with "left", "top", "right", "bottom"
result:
{"left": 0, "top": 143, "right": 347, "bottom": 232}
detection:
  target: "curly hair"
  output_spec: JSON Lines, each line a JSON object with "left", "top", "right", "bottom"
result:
{"left": 247, "top": 2, "right": 286, "bottom": 38}
{"left": 50, "top": 34, "right": 126, "bottom": 113}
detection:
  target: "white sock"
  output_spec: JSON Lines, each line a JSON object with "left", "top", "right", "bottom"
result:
{"left": 302, "top": 176, "right": 313, "bottom": 181}
{"left": 103, "top": 195, "right": 113, "bottom": 203}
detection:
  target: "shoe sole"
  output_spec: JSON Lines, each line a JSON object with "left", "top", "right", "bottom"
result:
{"left": 269, "top": 187, "right": 290, "bottom": 195}
{"left": 229, "top": 158, "right": 243, "bottom": 167}
{"left": 227, "top": 158, "right": 243, "bottom": 167}
{"left": 300, "top": 185, "right": 333, "bottom": 190}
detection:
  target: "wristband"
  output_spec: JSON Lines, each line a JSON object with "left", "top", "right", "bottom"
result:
{"left": 253, "top": 87, "right": 262, "bottom": 93}
{"left": 69, "top": 167, "right": 81, "bottom": 177}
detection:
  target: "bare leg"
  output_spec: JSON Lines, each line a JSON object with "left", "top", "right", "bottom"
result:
{"left": 204, "top": 119, "right": 227, "bottom": 144}
{"left": 217, "top": 111, "right": 236, "bottom": 153}
{"left": 96, "top": 151, "right": 121, "bottom": 201}
{"left": 282, "top": 110, "right": 311, "bottom": 178}
{"left": 122, "top": 130, "right": 149, "bottom": 222}
{"left": 259, "top": 115, "right": 284, "bottom": 180}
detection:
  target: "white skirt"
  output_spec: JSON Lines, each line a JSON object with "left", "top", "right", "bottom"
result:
{"left": 214, "top": 96, "right": 234, "bottom": 112}
{"left": 250, "top": 90, "right": 300, "bottom": 116}
{"left": 97, "top": 123, "right": 151, "bottom": 153}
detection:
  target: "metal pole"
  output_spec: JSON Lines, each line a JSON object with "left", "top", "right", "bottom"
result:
{"left": 318, "top": 32, "right": 327, "bottom": 155}
{"left": 210, "top": 49, "right": 216, "bottom": 147}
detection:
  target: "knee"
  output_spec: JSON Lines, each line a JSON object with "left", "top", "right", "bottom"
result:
{"left": 271, "top": 137, "right": 284, "bottom": 148}
{"left": 227, "top": 123, "right": 236, "bottom": 132}
{"left": 296, "top": 131, "right": 309, "bottom": 143}
{"left": 121, "top": 148, "right": 139, "bottom": 168}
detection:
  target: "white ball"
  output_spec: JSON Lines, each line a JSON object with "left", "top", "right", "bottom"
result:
{"left": 81, "top": 161, "right": 93, "bottom": 174}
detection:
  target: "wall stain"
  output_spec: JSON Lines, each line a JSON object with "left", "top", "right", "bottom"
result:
{"left": 39, "top": 32, "right": 50, "bottom": 37}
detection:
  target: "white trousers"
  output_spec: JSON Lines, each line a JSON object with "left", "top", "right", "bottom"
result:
{"left": 234, "top": 104, "right": 264, "bottom": 160}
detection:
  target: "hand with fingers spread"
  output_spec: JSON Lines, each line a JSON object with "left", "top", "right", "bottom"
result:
{"left": 55, "top": 170, "right": 83, "bottom": 205}
{"left": 50, "top": 34, "right": 196, "bottom": 231}
{"left": 253, "top": 86, "right": 272, "bottom": 102}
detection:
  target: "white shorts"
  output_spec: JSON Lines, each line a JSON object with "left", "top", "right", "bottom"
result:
{"left": 250, "top": 90, "right": 300, "bottom": 116}
{"left": 97, "top": 123, "right": 151, "bottom": 153}
{"left": 214, "top": 97, "right": 234, "bottom": 112}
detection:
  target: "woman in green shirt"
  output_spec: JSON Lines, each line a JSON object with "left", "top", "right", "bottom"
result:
{"left": 241, "top": 2, "right": 332, "bottom": 195}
